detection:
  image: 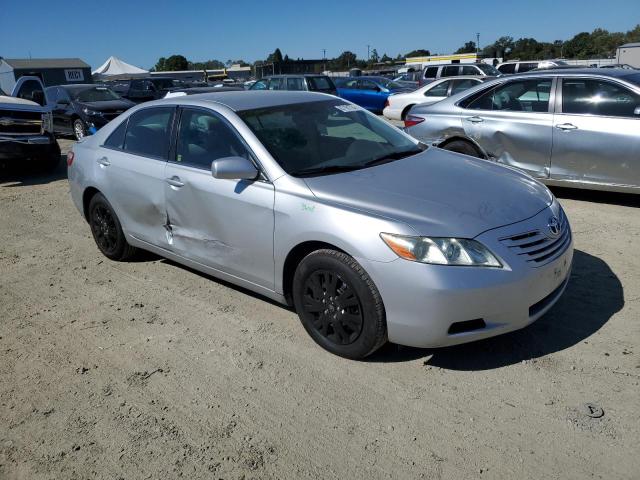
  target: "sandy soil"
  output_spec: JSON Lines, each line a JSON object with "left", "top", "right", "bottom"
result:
{"left": 0, "top": 139, "right": 638, "bottom": 479}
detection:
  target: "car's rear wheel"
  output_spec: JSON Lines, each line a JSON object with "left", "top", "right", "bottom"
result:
{"left": 73, "top": 118, "right": 87, "bottom": 140}
{"left": 292, "top": 249, "right": 387, "bottom": 359}
{"left": 88, "top": 193, "right": 137, "bottom": 261}
{"left": 441, "top": 139, "right": 482, "bottom": 158}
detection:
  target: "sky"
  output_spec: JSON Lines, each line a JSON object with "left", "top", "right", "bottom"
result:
{"left": 1, "top": 0, "right": 639, "bottom": 70}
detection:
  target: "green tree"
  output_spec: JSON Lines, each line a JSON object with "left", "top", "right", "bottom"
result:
{"left": 267, "top": 48, "right": 284, "bottom": 63}
{"left": 455, "top": 41, "right": 477, "bottom": 54}
{"left": 380, "top": 53, "right": 392, "bottom": 63}
{"left": 157, "top": 55, "right": 188, "bottom": 71}
{"left": 370, "top": 48, "right": 379, "bottom": 63}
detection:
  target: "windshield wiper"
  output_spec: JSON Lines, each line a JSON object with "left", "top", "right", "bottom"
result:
{"left": 362, "top": 149, "right": 422, "bottom": 167}
{"left": 291, "top": 164, "right": 364, "bottom": 177}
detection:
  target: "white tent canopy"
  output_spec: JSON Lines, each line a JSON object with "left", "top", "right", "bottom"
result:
{"left": 92, "top": 56, "right": 148, "bottom": 80}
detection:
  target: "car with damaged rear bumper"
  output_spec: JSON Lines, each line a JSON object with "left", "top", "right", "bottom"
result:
{"left": 67, "top": 91, "right": 572, "bottom": 359}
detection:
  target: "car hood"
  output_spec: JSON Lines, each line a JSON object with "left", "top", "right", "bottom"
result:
{"left": 303, "top": 149, "right": 553, "bottom": 238}
{"left": 77, "top": 99, "right": 135, "bottom": 112}
{"left": 0, "top": 95, "right": 40, "bottom": 108}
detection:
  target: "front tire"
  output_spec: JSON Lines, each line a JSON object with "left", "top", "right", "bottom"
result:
{"left": 73, "top": 118, "right": 87, "bottom": 140}
{"left": 292, "top": 249, "right": 387, "bottom": 359}
{"left": 88, "top": 193, "right": 137, "bottom": 261}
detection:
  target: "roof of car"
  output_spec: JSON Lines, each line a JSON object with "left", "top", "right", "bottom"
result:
{"left": 261, "top": 74, "right": 330, "bottom": 78}
{"left": 57, "top": 84, "right": 107, "bottom": 91}
{"left": 163, "top": 90, "right": 337, "bottom": 111}
{"left": 514, "top": 68, "right": 638, "bottom": 79}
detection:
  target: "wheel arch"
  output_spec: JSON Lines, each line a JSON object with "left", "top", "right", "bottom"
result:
{"left": 82, "top": 186, "right": 101, "bottom": 222}
{"left": 401, "top": 104, "right": 415, "bottom": 120}
{"left": 438, "top": 135, "right": 487, "bottom": 159}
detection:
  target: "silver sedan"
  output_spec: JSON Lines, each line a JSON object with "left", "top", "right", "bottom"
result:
{"left": 68, "top": 91, "right": 573, "bottom": 359}
{"left": 404, "top": 68, "right": 640, "bottom": 194}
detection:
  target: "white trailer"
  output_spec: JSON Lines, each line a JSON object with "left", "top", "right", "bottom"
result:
{"left": 616, "top": 43, "right": 640, "bottom": 68}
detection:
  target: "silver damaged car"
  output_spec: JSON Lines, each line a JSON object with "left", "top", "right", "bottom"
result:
{"left": 68, "top": 91, "right": 573, "bottom": 359}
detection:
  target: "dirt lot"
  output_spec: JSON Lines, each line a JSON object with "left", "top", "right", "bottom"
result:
{"left": 1, "top": 139, "right": 638, "bottom": 479}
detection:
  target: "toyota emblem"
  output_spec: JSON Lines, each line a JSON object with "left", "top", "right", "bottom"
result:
{"left": 548, "top": 216, "right": 561, "bottom": 237}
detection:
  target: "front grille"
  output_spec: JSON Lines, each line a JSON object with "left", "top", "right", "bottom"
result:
{"left": 0, "top": 109, "right": 42, "bottom": 135}
{"left": 499, "top": 208, "right": 571, "bottom": 267}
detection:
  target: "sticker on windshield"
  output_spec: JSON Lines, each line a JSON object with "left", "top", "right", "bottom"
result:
{"left": 335, "top": 104, "right": 361, "bottom": 113}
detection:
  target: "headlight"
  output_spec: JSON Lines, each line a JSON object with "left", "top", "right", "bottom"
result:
{"left": 82, "top": 107, "right": 102, "bottom": 116}
{"left": 41, "top": 112, "right": 53, "bottom": 133}
{"left": 380, "top": 233, "right": 502, "bottom": 267}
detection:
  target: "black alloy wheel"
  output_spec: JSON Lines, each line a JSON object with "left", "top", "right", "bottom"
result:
{"left": 88, "top": 193, "right": 137, "bottom": 261}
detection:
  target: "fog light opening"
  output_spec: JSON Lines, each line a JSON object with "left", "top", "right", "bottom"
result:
{"left": 447, "top": 318, "right": 486, "bottom": 335}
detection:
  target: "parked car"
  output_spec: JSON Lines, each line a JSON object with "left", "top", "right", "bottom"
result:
{"left": 422, "top": 63, "right": 500, "bottom": 84}
{"left": 250, "top": 75, "right": 337, "bottom": 96}
{"left": 497, "top": 60, "right": 571, "bottom": 75}
{"left": 404, "top": 68, "right": 640, "bottom": 194}
{"left": 0, "top": 77, "right": 60, "bottom": 170}
{"left": 164, "top": 86, "right": 244, "bottom": 98}
{"left": 45, "top": 84, "right": 135, "bottom": 140}
{"left": 383, "top": 76, "right": 493, "bottom": 121}
{"left": 68, "top": 91, "right": 572, "bottom": 359}
{"left": 600, "top": 64, "right": 637, "bottom": 70}
{"left": 335, "top": 76, "right": 412, "bottom": 112}
{"left": 109, "top": 77, "right": 180, "bottom": 103}
{"left": 392, "top": 71, "right": 422, "bottom": 88}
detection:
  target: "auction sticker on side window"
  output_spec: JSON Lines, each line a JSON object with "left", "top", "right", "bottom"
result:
{"left": 335, "top": 104, "right": 361, "bottom": 113}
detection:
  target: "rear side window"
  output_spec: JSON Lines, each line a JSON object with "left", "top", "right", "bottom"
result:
{"left": 461, "top": 66, "right": 478, "bottom": 75}
{"left": 424, "top": 81, "right": 450, "bottom": 97}
{"left": 123, "top": 107, "right": 174, "bottom": 159}
{"left": 268, "top": 78, "right": 284, "bottom": 90}
{"left": 466, "top": 79, "right": 552, "bottom": 112}
{"left": 287, "top": 77, "right": 305, "bottom": 91}
{"left": 518, "top": 63, "right": 538, "bottom": 73}
{"left": 104, "top": 120, "right": 128, "bottom": 149}
{"left": 441, "top": 66, "right": 460, "bottom": 77}
{"left": 175, "top": 108, "right": 251, "bottom": 169}
{"left": 307, "top": 76, "right": 335, "bottom": 92}
{"left": 498, "top": 63, "right": 516, "bottom": 74}
{"left": 424, "top": 66, "right": 438, "bottom": 79}
{"left": 562, "top": 78, "right": 640, "bottom": 117}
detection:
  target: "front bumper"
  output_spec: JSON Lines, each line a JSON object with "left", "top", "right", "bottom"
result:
{"left": 0, "top": 133, "right": 59, "bottom": 161}
{"left": 359, "top": 204, "right": 573, "bottom": 348}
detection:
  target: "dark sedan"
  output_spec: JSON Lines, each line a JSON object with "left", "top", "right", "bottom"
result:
{"left": 45, "top": 84, "right": 135, "bottom": 140}
{"left": 335, "top": 76, "right": 412, "bottom": 112}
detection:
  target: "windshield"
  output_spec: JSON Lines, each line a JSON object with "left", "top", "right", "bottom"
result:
{"left": 476, "top": 64, "right": 501, "bottom": 75}
{"left": 238, "top": 99, "right": 422, "bottom": 177}
{"left": 74, "top": 87, "right": 121, "bottom": 102}
{"left": 150, "top": 78, "right": 175, "bottom": 90}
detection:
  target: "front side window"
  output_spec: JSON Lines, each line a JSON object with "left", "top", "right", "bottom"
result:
{"left": 475, "top": 64, "right": 501, "bottom": 76}
{"left": 238, "top": 99, "right": 421, "bottom": 177}
{"left": 425, "top": 81, "right": 450, "bottom": 97}
{"left": 175, "top": 109, "right": 251, "bottom": 170}
{"left": 251, "top": 79, "right": 268, "bottom": 90}
{"left": 287, "top": 77, "right": 305, "bottom": 91}
{"left": 518, "top": 63, "right": 538, "bottom": 73}
{"left": 307, "top": 76, "right": 335, "bottom": 92}
{"left": 424, "top": 67, "right": 438, "bottom": 79}
{"left": 461, "top": 66, "right": 479, "bottom": 75}
{"left": 562, "top": 78, "right": 640, "bottom": 117}
{"left": 104, "top": 119, "right": 128, "bottom": 149}
{"left": 466, "top": 79, "right": 552, "bottom": 112}
{"left": 268, "top": 78, "right": 284, "bottom": 90}
{"left": 498, "top": 63, "right": 516, "bottom": 74}
{"left": 123, "top": 107, "right": 174, "bottom": 159}
{"left": 358, "top": 79, "right": 378, "bottom": 91}
{"left": 441, "top": 66, "right": 460, "bottom": 77}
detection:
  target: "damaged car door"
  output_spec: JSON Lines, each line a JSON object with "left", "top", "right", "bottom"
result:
{"left": 100, "top": 106, "right": 174, "bottom": 246}
{"left": 461, "top": 77, "right": 555, "bottom": 178}
{"left": 163, "top": 107, "right": 275, "bottom": 289}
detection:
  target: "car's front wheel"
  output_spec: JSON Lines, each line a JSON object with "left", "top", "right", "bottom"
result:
{"left": 73, "top": 118, "right": 87, "bottom": 140}
{"left": 88, "top": 193, "right": 137, "bottom": 261}
{"left": 292, "top": 249, "right": 387, "bottom": 359}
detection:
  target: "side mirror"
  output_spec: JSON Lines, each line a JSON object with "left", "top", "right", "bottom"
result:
{"left": 211, "top": 156, "right": 259, "bottom": 180}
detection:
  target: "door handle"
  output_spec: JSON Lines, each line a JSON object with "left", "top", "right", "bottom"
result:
{"left": 555, "top": 123, "right": 578, "bottom": 131}
{"left": 97, "top": 157, "right": 110, "bottom": 167}
{"left": 467, "top": 116, "right": 484, "bottom": 123}
{"left": 165, "top": 176, "right": 185, "bottom": 188}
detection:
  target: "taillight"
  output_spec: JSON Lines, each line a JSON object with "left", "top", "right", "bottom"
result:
{"left": 404, "top": 115, "right": 425, "bottom": 128}
{"left": 67, "top": 151, "right": 75, "bottom": 166}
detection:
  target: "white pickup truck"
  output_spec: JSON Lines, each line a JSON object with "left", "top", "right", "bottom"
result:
{"left": 0, "top": 77, "right": 60, "bottom": 170}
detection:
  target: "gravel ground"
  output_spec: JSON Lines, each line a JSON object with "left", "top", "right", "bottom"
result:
{"left": 0, "top": 139, "right": 638, "bottom": 479}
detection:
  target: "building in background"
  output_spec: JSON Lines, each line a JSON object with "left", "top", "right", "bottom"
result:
{"left": 616, "top": 43, "right": 640, "bottom": 68}
{"left": 254, "top": 59, "right": 325, "bottom": 78}
{"left": 150, "top": 64, "right": 252, "bottom": 83}
{"left": 0, "top": 58, "right": 91, "bottom": 93}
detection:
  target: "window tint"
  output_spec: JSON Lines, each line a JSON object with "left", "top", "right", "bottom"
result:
{"left": 562, "top": 78, "right": 640, "bottom": 117}
{"left": 104, "top": 119, "right": 128, "bottom": 149}
{"left": 441, "top": 66, "right": 460, "bottom": 77}
{"left": 175, "top": 109, "right": 251, "bottom": 170}
{"left": 498, "top": 63, "right": 516, "bottom": 74}
{"left": 517, "top": 63, "right": 538, "bottom": 73}
{"left": 251, "top": 79, "right": 268, "bottom": 90}
{"left": 307, "top": 76, "right": 335, "bottom": 92}
{"left": 461, "top": 65, "right": 479, "bottom": 75}
{"left": 358, "top": 79, "right": 378, "bottom": 91}
{"left": 268, "top": 78, "right": 284, "bottom": 90}
{"left": 123, "top": 107, "right": 173, "bottom": 159}
{"left": 287, "top": 77, "right": 305, "bottom": 91}
{"left": 424, "top": 66, "right": 438, "bottom": 78}
{"left": 467, "top": 79, "right": 552, "bottom": 112}
{"left": 424, "top": 81, "right": 450, "bottom": 97}
{"left": 451, "top": 79, "right": 480, "bottom": 95}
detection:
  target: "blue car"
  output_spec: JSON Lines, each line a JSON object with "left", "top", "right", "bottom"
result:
{"left": 335, "top": 76, "right": 412, "bottom": 112}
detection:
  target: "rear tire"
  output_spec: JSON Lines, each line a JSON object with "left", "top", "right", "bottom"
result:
{"left": 292, "top": 249, "right": 387, "bottom": 359}
{"left": 88, "top": 193, "right": 137, "bottom": 261}
{"left": 441, "top": 140, "right": 482, "bottom": 158}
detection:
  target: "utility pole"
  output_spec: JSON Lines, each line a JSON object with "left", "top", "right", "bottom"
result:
{"left": 367, "top": 44, "right": 371, "bottom": 62}
{"left": 476, "top": 33, "right": 480, "bottom": 55}
{"left": 322, "top": 49, "right": 326, "bottom": 72}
